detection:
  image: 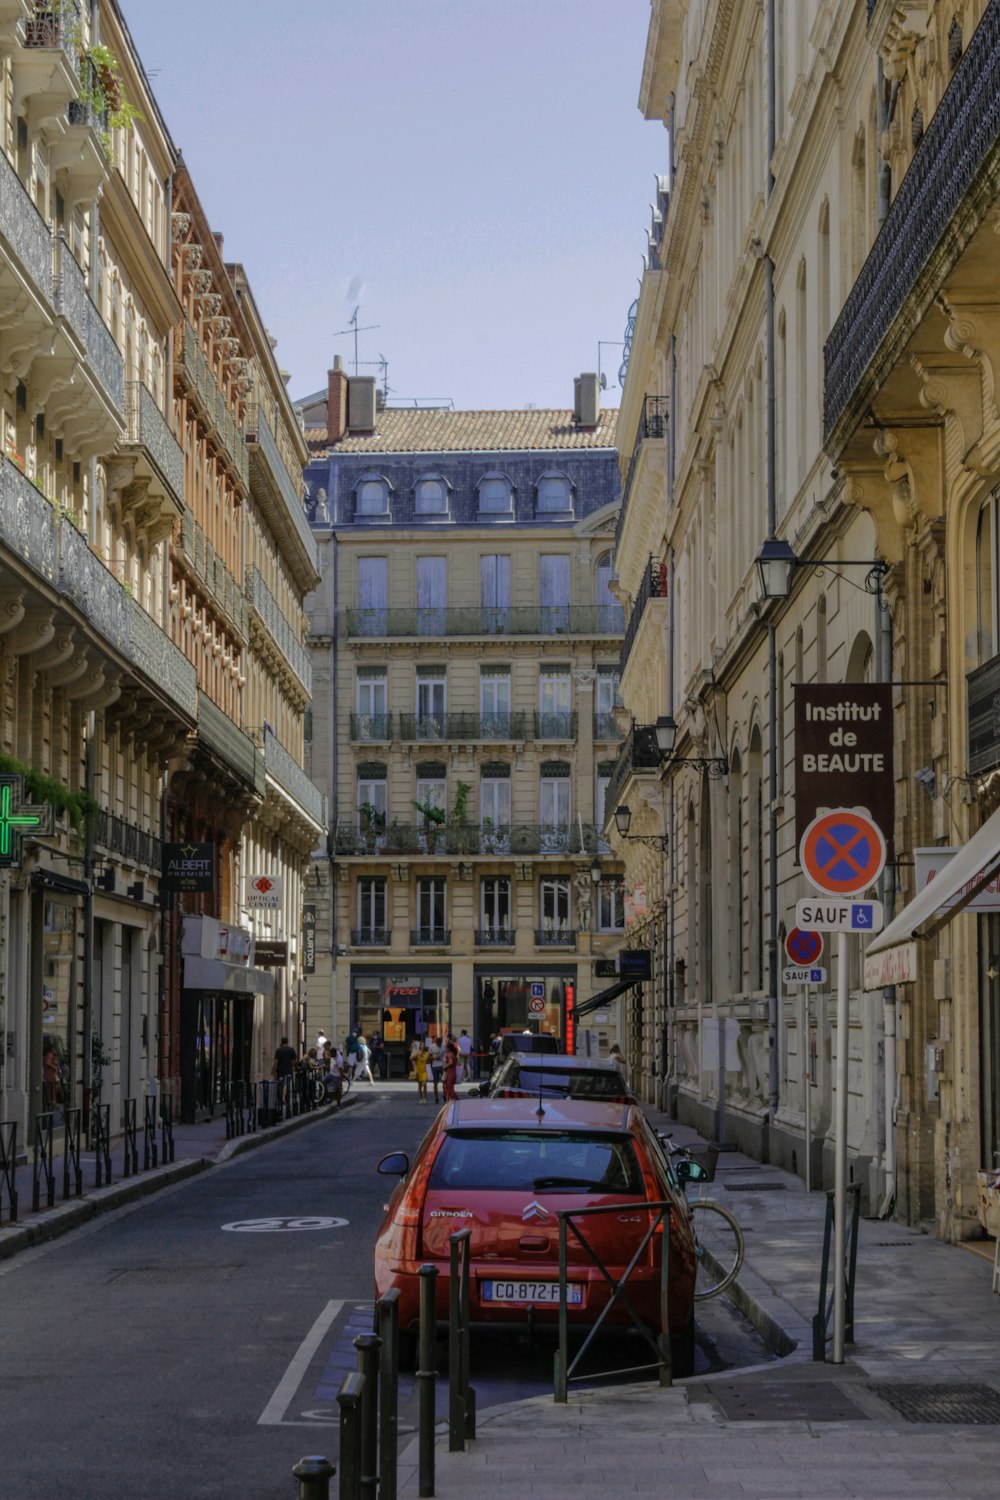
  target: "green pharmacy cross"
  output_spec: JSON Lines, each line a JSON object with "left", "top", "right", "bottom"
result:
{"left": 0, "top": 774, "right": 56, "bottom": 869}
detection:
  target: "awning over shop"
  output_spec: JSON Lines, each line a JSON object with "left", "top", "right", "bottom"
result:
{"left": 572, "top": 978, "right": 636, "bottom": 1019}
{"left": 863, "top": 801, "right": 1000, "bottom": 979}
{"left": 183, "top": 956, "right": 275, "bottom": 997}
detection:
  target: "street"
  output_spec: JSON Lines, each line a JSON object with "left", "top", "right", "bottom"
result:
{"left": 0, "top": 1090, "right": 769, "bottom": 1498}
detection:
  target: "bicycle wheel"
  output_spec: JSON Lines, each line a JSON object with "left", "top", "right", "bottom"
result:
{"left": 688, "top": 1199, "right": 744, "bottom": 1300}
{"left": 341, "top": 1071, "right": 352, "bottom": 1096}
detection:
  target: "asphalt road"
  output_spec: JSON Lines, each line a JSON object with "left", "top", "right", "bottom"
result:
{"left": 0, "top": 1089, "right": 771, "bottom": 1499}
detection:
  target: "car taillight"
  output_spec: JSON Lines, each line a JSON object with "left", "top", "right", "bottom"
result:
{"left": 393, "top": 1134, "right": 444, "bottom": 1257}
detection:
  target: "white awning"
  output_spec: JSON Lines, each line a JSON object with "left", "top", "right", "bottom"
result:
{"left": 865, "top": 800, "right": 1000, "bottom": 959}
{"left": 184, "top": 956, "right": 275, "bottom": 997}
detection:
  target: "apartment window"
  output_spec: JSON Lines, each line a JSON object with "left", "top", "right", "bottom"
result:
{"left": 480, "top": 667, "right": 511, "bottom": 736}
{"left": 356, "top": 669, "right": 388, "bottom": 739}
{"left": 356, "top": 770, "right": 387, "bottom": 829}
{"left": 357, "top": 556, "right": 388, "bottom": 635}
{"left": 596, "top": 552, "right": 616, "bottom": 621}
{"left": 416, "top": 670, "right": 446, "bottom": 736}
{"left": 598, "top": 875, "right": 625, "bottom": 932}
{"left": 538, "top": 669, "right": 571, "bottom": 738}
{"left": 415, "top": 772, "right": 446, "bottom": 819}
{"left": 540, "top": 764, "right": 570, "bottom": 850}
{"left": 416, "top": 555, "right": 446, "bottom": 633}
{"left": 357, "top": 878, "right": 387, "bottom": 938}
{"left": 480, "top": 770, "right": 511, "bottom": 848}
{"left": 356, "top": 476, "right": 390, "bottom": 517}
{"left": 536, "top": 472, "right": 572, "bottom": 513}
{"left": 540, "top": 554, "right": 570, "bottom": 631}
{"left": 595, "top": 669, "right": 620, "bottom": 739}
{"left": 540, "top": 877, "right": 571, "bottom": 935}
{"left": 415, "top": 475, "right": 448, "bottom": 515}
{"left": 481, "top": 553, "right": 511, "bottom": 631}
{"left": 416, "top": 877, "right": 447, "bottom": 941}
{"left": 481, "top": 877, "right": 512, "bottom": 937}
{"left": 976, "top": 490, "right": 1000, "bottom": 666}
{"left": 477, "top": 473, "right": 513, "bottom": 516}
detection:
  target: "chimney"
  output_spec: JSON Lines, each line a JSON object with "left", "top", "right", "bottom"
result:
{"left": 574, "top": 373, "right": 601, "bottom": 427}
{"left": 348, "top": 376, "right": 377, "bottom": 434}
{"left": 327, "top": 356, "right": 348, "bottom": 445}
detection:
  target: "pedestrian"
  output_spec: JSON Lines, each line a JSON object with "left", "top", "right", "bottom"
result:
{"left": 457, "top": 1028, "right": 473, "bottom": 1081}
{"left": 413, "top": 1040, "right": 429, "bottom": 1103}
{"left": 609, "top": 1043, "right": 627, "bottom": 1073}
{"left": 488, "top": 1030, "right": 502, "bottom": 1073}
{"left": 324, "top": 1044, "right": 344, "bottom": 1107}
{"left": 271, "top": 1034, "right": 298, "bottom": 1116}
{"left": 355, "top": 1033, "right": 376, "bottom": 1085}
{"left": 344, "top": 1029, "right": 359, "bottom": 1075}
{"left": 442, "top": 1038, "right": 459, "bottom": 1102}
{"left": 42, "top": 1038, "right": 59, "bottom": 1109}
{"left": 371, "top": 1031, "right": 388, "bottom": 1079}
{"left": 427, "top": 1034, "right": 443, "bottom": 1103}
{"left": 316, "top": 1029, "right": 329, "bottom": 1056}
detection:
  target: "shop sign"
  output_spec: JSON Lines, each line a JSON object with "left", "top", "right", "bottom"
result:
{"left": 301, "top": 905, "right": 316, "bottom": 975}
{"left": 253, "top": 939, "right": 288, "bottom": 966}
{"left": 162, "top": 842, "right": 215, "bottom": 893}
{"left": 619, "top": 949, "right": 651, "bottom": 981}
{"left": 247, "top": 872, "right": 283, "bottom": 910}
{"left": 914, "top": 847, "right": 1000, "bottom": 913}
{"left": 863, "top": 941, "right": 918, "bottom": 991}
{"left": 0, "top": 773, "right": 55, "bottom": 868}
{"left": 794, "top": 683, "right": 893, "bottom": 849}
{"left": 594, "top": 958, "right": 618, "bottom": 978}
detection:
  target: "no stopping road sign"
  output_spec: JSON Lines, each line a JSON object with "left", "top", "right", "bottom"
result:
{"left": 800, "top": 808, "right": 886, "bottom": 897}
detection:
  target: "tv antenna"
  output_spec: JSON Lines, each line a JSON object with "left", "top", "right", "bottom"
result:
{"left": 332, "top": 307, "right": 380, "bottom": 374}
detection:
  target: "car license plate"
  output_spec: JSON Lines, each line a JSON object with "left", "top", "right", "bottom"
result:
{"left": 480, "top": 1279, "right": 582, "bottom": 1305}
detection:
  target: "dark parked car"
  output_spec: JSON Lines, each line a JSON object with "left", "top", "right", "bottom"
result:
{"left": 498, "top": 1030, "right": 561, "bottom": 1058}
{"left": 482, "top": 1051, "right": 635, "bottom": 1102}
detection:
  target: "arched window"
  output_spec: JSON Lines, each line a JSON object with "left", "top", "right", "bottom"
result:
{"left": 536, "top": 472, "right": 572, "bottom": 514}
{"left": 477, "top": 473, "right": 513, "bottom": 516}
{"left": 356, "top": 476, "right": 390, "bottom": 517}
{"left": 415, "top": 475, "right": 448, "bottom": 515}
{"left": 796, "top": 258, "right": 808, "bottom": 479}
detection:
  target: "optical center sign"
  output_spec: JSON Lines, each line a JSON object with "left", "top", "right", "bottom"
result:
{"left": 794, "top": 683, "right": 893, "bottom": 851}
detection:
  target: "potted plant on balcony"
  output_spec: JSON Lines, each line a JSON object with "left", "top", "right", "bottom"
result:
{"left": 451, "top": 781, "right": 472, "bottom": 852}
{"left": 357, "top": 801, "right": 385, "bottom": 853}
{"left": 412, "top": 797, "right": 445, "bottom": 854}
{"left": 481, "top": 815, "right": 496, "bottom": 854}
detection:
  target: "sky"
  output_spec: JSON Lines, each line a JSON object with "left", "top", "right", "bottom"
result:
{"left": 122, "top": 0, "right": 661, "bottom": 414}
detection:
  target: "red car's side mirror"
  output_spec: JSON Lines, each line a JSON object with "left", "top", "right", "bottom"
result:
{"left": 377, "top": 1151, "right": 410, "bottom": 1177}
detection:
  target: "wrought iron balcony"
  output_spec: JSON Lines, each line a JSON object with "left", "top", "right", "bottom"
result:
{"left": 0, "top": 457, "right": 58, "bottom": 584}
{"left": 615, "top": 395, "right": 669, "bottom": 555}
{"left": 92, "top": 809, "right": 162, "bottom": 870}
{"left": 124, "top": 382, "right": 184, "bottom": 507}
{"left": 351, "top": 928, "right": 391, "bottom": 947}
{"left": 534, "top": 711, "right": 577, "bottom": 741}
{"left": 176, "top": 509, "right": 247, "bottom": 641}
{"left": 619, "top": 556, "right": 669, "bottom": 678}
{"left": 825, "top": 2, "right": 1000, "bottom": 449}
{"left": 967, "top": 655, "right": 1000, "bottom": 776}
{"left": 175, "top": 322, "right": 249, "bottom": 492}
{"left": 58, "top": 520, "right": 198, "bottom": 720}
{"left": 398, "top": 711, "right": 530, "bottom": 742}
{"left": 262, "top": 730, "right": 325, "bottom": 827}
{"left": 411, "top": 927, "right": 450, "bottom": 947}
{"left": 343, "top": 604, "right": 625, "bottom": 640}
{"left": 0, "top": 137, "right": 53, "bottom": 304}
{"left": 247, "top": 567, "right": 311, "bottom": 694}
{"left": 53, "top": 234, "right": 124, "bottom": 416}
{"left": 245, "top": 402, "right": 318, "bottom": 586}
{"left": 24, "top": 0, "right": 77, "bottom": 56}
{"left": 350, "top": 712, "right": 393, "bottom": 742}
{"left": 604, "top": 722, "right": 662, "bottom": 816}
{"left": 475, "top": 928, "right": 515, "bottom": 946}
{"left": 593, "top": 711, "right": 623, "bottom": 741}
{"left": 534, "top": 928, "right": 577, "bottom": 948}
{"left": 331, "top": 821, "right": 607, "bottom": 858}
{"left": 195, "top": 691, "right": 264, "bottom": 795}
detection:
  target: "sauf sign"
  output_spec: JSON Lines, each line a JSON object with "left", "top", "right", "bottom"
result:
{"left": 794, "top": 683, "right": 893, "bottom": 849}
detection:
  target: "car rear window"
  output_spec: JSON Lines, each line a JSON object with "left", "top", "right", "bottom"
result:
{"left": 428, "top": 1130, "right": 644, "bottom": 1194}
{"left": 505, "top": 1068, "right": 628, "bottom": 1099}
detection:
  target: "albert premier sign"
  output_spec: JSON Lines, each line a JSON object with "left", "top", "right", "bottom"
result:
{"left": 794, "top": 683, "right": 893, "bottom": 850}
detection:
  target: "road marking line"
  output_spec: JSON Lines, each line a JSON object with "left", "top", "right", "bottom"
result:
{"left": 258, "top": 1298, "right": 344, "bottom": 1426}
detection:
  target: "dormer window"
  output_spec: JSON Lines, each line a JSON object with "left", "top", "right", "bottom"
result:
{"left": 355, "top": 475, "right": 390, "bottom": 517}
{"left": 477, "top": 473, "right": 514, "bottom": 516}
{"left": 536, "top": 472, "right": 573, "bottom": 514}
{"left": 415, "top": 475, "right": 449, "bottom": 516}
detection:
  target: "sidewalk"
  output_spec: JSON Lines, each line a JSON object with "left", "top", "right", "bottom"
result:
{"left": 396, "top": 1105, "right": 1000, "bottom": 1500}
{"left": 0, "top": 1087, "right": 363, "bottom": 1260}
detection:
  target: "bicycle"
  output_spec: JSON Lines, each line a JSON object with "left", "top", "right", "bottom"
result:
{"left": 313, "top": 1070, "right": 352, "bottom": 1105}
{"left": 659, "top": 1133, "right": 745, "bottom": 1300}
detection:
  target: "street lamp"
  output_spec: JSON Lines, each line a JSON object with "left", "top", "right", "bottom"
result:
{"left": 755, "top": 538, "right": 890, "bottom": 602}
{"left": 590, "top": 856, "right": 603, "bottom": 885}
{"left": 654, "top": 714, "right": 729, "bottom": 779}
{"left": 613, "top": 804, "right": 670, "bottom": 851}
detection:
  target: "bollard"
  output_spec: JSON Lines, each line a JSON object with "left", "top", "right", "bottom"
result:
{"left": 337, "top": 1371, "right": 365, "bottom": 1500}
{"left": 416, "top": 1263, "right": 438, "bottom": 1498}
{"left": 448, "top": 1230, "right": 475, "bottom": 1449}
{"left": 378, "top": 1289, "right": 401, "bottom": 1500}
{"left": 292, "top": 1454, "right": 336, "bottom": 1499}
{"left": 353, "top": 1332, "right": 381, "bottom": 1500}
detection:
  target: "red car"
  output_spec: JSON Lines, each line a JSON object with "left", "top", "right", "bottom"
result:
{"left": 374, "top": 1097, "right": 697, "bottom": 1374}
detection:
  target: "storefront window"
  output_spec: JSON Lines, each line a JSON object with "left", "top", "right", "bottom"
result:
{"left": 40, "top": 897, "right": 75, "bottom": 1117}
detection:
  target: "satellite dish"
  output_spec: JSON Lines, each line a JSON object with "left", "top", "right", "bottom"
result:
{"left": 599, "top": 373, "right": 608, "bottom": 390}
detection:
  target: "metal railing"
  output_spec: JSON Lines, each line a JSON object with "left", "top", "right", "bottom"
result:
{"left": 334, "top": 820, "right": 608, "bottom": 858}
{"left": 593, "top": 710, "right": 622, "bottom": 741}
{"left": 350, "top": 712, "right": 393, "bottom": 741}
{"left": 263, "top": 729, "right": 325, "bottom": 826}
{"left": 534, "top": 711, "right": 578, "bottom": 740}
{"left": 615, "top": 395, "right": 669, "bottom": 554}
{"left": 0, "top": 457, "right": 59, "bottom": 584}
{"left": 121, "top": 1098, "right": 139, "bottom": 1178}
{"left": 474, "top": 928, "right": 515, "bottom": 946}
{"left": 0, "top": 137, "right": 53, "bottom": 302}
{"left": 411, "top": 927, "right": 451, "bottom": 946}
{"left": 813, "top": 1182, "right": 862, "bottom": 1361}
{"left": 245, "top": 403, "right": 317, "bottom": 572}
{"left": 535, "top": 927, "right": 577, "bottom": 947}
{"left": 247, "top": 566, "right": 312, "bottom": 693}
{"left": 32, "top": 1112, "right": 54, "bottom": 1211}
{"left": 62, "top": 1108, "right": 82, "bottom": 1201}
{"left": 619, "top": 556, "right": 669, "bottom": 678}
{"left": 174, "top": 321, "right": 249, "bottom": 489}
{"left": 554, "top": 1199, "right": 675, "bottom": 1401}
{"left": 54, "top": 232, "right": 124, "bottom": 414}
{"left": 351, "top": 928, "right": 391, "bottom": 946}
{"left": 397, "top": 710, "right": 530, "bottom": 742}
{"left": 92, "top": 808, "right": 162, "bottom": 870}
{"left": 92, "top": 1103, "right": 112, "bottom": 1187}
{"left": 605, "top": 721, "right": 663, "bottom": 815}
{"left": 344, "top": 604, "right": 625, "bottom": 639}
{"left": 143, "top": 1097, "right": 159, "bottom": 1169}
{"left": 24, "top": 0, "right": 79, "bottom": 59}
{"left": 124, "top": 381, "right": 185, "bottom": 504}
{"left": 1, "top": 1121, "right": 18, "bottom": 1223}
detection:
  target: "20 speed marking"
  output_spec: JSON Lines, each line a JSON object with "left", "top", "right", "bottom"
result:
{"left": 222, "top": 1216, "right": 348, "bottom": 1233}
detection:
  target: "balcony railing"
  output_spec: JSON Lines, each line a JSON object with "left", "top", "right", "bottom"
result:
{"left": 615, "top": 395, "right": 669, "bottom": 555}
{"left": 398, "top": 711, "right": 531, "bottom": 742}
{"left": 24, "top": 0, "right": 78, "bottom": 59}
{"left": 263, "top": 730, "right": 324, "bottom": 826}
{"left": 0, "top": 457, "right": 58, "bottom": 583}
{"left": 58, "top": 521, "right": 198, "bottom": 720}
{"left": 92, "top": 809, "right": 162, "bottom": 871}
{"left": 475, "top": 928, "right": 515, "bottom": 946}
{"left": 175, "top": 321, "right": 249, "bottom": 490}
{"left": 534, "top": 711, "right": 577, "bottom": 741}
{"left": 605, "top": 722, "right": 663, "bottom": 816}
{"left": 331, "top": 821, "right": 608, "bottom": 858}
{"left": 411, "top": 928, "right": 450, "bottom": 946}
{"left": 53, "top": 233, "right": 124, "bottom": 415}
{"left": 350, "top": 712, "right": 393, "bottom": 741}
{"left": 247, "top": 567, "right": 311, "bottom": 693}
{"left": 177, "top": 509, "right": 247, "bottom": 641}
{"left": 824, "top": 3, "right": 1000, "bottom": 448}
{"left": 245, "top": 403, "right": 318, "bottom": 576}
{"left": 351, "top": 928, "right": 391, "bottom": 947}
{"left": 620, "top": 556, "right": 669, "bottom": 677}
{"left": 124, "top": 382, "right": 184, "bottom": 505}
{"left": 0, "top": 137, "right": 53, "bottom": 303}
{"left": 343, "top": 604, "right": 625, "bottom": 639}
{"left": 593, "top": 711, "right": 622, "bottom": 741}
{"left": 534, "top": 928, "right": 577, "bottom": 948}
{"left": 196, "top": 691, "right": 264, "bottom": 794}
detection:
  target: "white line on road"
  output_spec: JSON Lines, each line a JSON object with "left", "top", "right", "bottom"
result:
{"left": 258, "top": 1298, "right": 344, "bottom": 1426}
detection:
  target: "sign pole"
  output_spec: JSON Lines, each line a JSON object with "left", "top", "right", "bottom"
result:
{"left": 804, "top": 984, "right": 812, "bottom": 1195}
{"left": 833, "top": 930, "right": 849, "bottom": 1364}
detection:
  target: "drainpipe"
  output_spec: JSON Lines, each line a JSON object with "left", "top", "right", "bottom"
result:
{"left": 766, "top": 0, "right": 776, "bottom": 199}
{"left": 330, "top": 482, "right": 340, "bottom": 1037}
{"left": 765, "top": 255, "right": 779, "bottom": 1144}
{"left": 877, "top": 580, "right": 897, "bottom": 1213}
{"left": 667, "top": 547, "right": 677, "bottom": 1115}
{"left": 82, "top": 725, "right": 96, "bottom": 1122}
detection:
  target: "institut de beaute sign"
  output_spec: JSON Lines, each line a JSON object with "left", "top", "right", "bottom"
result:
{"left": 794, "top": 683, "right": 894, "bottom": 850}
